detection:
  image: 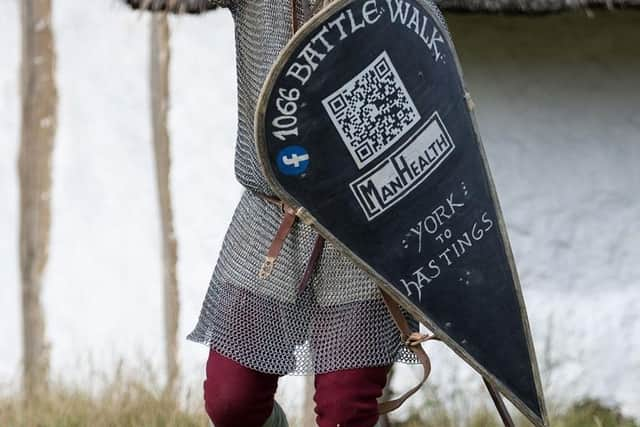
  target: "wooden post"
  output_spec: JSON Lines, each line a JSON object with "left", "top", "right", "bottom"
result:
{"left": 19, "top": 0, "right": 57, "bottom": 401}
{"left": 484, "top": 377, "right": 516, "bottom": 427}
{"left": 150, "top": 12, "right": 180, "bottom": 397}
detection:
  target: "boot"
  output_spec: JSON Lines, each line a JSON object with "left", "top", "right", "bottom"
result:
{"left": 209, "top": 401, "right": 288, "bottom": 427}
{"left": 263, "top": 401, "right": 288, "bottom": 427}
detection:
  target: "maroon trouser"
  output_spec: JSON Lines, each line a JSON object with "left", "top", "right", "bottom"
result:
{"left": 204, "top": 350, "right": 390, "bottom": 427}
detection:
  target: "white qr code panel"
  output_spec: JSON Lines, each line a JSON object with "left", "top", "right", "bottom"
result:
{"left": 322, "top": 51, "right": 421, "bottom": 169}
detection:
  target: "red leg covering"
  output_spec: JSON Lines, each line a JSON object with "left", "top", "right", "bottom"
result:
{"left": 204, "top": 349, "right": 280, "bottom": 427}
{"left": 314, "top": 366, "right": 390, "bottom": 427}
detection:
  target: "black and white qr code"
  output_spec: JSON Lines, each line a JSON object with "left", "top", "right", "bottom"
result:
{"left": 322, "top": 51, "right": 421, "bottom": 169}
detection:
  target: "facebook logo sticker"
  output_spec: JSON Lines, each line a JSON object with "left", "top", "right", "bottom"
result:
{"left": 276, "top": 146, "right": 310, "bottom": 176}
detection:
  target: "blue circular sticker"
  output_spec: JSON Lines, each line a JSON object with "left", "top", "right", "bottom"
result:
{"left": 276, "top": 145, "right": 310, "bottom": 176}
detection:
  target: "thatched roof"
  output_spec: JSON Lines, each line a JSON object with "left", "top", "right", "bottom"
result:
{"left": 124, "top": 0, "right": 640, "bottom": 13}
{"left": 436, "top": 0, "right": 640, "bottom": 12}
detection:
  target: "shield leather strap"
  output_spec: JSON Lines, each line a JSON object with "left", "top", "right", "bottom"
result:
{"left": 378, "top": 290, "right": 435, "bottom": 414}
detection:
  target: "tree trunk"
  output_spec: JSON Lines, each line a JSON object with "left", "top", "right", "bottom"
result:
{"left": 150, "top": 13, "right": 180, "bottom": 397}
{"left": 19, "top": 0, "right": 57, "bottom": 401}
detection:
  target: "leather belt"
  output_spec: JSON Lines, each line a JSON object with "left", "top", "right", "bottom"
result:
{"left": 257, "top": 193, "right": 325, "bottom": 295}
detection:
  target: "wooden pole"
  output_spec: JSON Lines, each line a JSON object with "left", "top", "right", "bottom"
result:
{"left": 150, "top": 12, "right": 180, "bottom": 397}
{"left": 19, "top": 0, "right": 57, "bottom": 401}
{"left": 484, "top": 377, "right": 516, "bottom": 427}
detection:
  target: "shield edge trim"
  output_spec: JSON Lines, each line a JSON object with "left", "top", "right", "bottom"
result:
{"left": 254, "top": 1, "right": 549, "bottom": 425}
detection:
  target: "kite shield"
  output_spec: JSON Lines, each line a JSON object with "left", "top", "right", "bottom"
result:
{"left": 255, "top": 0, "right": 548, "bottom": 425}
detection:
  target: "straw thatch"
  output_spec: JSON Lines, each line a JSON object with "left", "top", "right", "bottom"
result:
{"left": 437, "top": 0, "right": 640, "bottom": 12}
{"left": 124, "top": 0, "right": 221, "bottom": 14}
{"left": 125, "top": 0, "right": 640, "bottom": 13}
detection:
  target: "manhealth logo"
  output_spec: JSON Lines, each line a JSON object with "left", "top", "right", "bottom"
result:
{"left": 350, "top": 112, "right": 455, "bottom": 220}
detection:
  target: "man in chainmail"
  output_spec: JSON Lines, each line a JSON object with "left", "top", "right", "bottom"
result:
{"left": 124, "top": 0, "right": 448, "bottom": 425}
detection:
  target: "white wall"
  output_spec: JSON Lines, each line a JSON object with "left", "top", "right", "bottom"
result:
{"left": 439, "top": 12, "right": 640, "bottom": 417}
{"left": 0, "top": 1, "right": 638, "bottom": 420}
{"left": 0, "top": 0, "right": 21, "bottom": 391}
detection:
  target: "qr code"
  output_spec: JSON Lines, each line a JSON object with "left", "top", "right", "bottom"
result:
{"left": 322, "top": 51, "right": 420, "bottom": 169}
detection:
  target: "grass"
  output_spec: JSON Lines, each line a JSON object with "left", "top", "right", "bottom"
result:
{"left": 1, "top": 378, "right": 638, "bottom": 427}
{"left": 0, "top": 382, "right": 209, "bottom": 427}
{"left": 394, "top": 398, "right": 639, "bottom": 427}
{"left": 0, "top": 365, "right": 210, "bottom": 427}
